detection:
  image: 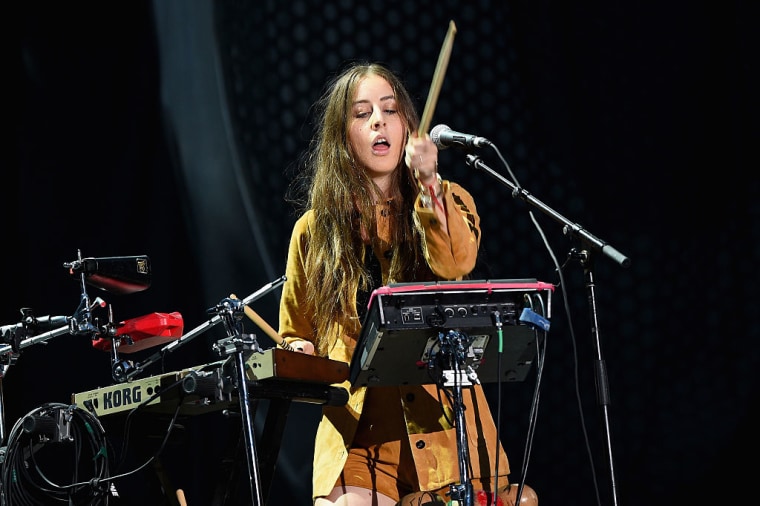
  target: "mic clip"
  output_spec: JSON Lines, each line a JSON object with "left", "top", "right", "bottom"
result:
{"left": 207, "top": 297, "right": 245, "bottom": 317}
{"left": 212, "top": 334, "right": 262, "bottom": 357}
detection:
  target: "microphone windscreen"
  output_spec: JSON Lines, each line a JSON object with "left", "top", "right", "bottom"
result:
{"left": 430, "top": 124, "right": 451, "bottom": 149}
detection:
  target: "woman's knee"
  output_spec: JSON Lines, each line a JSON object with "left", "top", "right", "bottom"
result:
{"left": 501, "top": 483, "right": 538, "bottom": 506}
{"left": 319, "top": 485, "right": 398, "bottom": 506}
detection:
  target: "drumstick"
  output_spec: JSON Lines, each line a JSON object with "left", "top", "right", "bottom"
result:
{"left": 229, "top": 293, "right": 293, "bottom": 350}
{"left": 418, "top": 20, "right": 457, "bottom": 136}
{"left": 176, "top": 489, "right": 187, "bottom": 506}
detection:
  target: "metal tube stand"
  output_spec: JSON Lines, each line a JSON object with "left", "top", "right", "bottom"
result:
{"left": 437, "top": 329, "right": 476, "bottom": 506}
{"left": 212, "top": 299, "right": 265, "bottom": 506}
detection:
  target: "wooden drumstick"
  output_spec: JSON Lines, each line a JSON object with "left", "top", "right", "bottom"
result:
{"left": 418, "top": 20, "right": 457, "bottom": 136}
{"left": 176, "top": 489, "right": 187, "bottom": 506}
{"left": 229, "top": 293, "right": 294, "bottom": 350}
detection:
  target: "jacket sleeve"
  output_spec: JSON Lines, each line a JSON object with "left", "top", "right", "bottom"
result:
{"left": 414, "top": 180, "right": 481, "bottom": 279}
{"left": 278, "top": 212, "right": 317, "bottom": 346}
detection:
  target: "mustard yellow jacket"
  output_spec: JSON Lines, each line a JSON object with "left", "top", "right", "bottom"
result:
{"left": 278, "top": 181, "right": 510, "bottom": 500}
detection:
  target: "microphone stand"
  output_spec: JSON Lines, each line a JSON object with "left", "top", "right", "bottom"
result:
{"left": 211, "top": 300, "right": 266, "bottom": 506}
{"left": 465, "top": 154, "right": 629, "bottom": 506}
{"left": 438, "top": 329, "right": 477, "bottom": 506}
{"left": 0, "top": 325, "right": 71, "bottom": 443}
{"left": 0, "top": 261, "right": 113, "bottom": 443}
{"left": 124, "top": 275, "right": 286, "bottom": 382}
{"left": 119, "top": 276, "right": 285, "bottom": 504}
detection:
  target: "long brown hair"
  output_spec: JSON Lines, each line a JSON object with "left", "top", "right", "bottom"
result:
{"left": 291, "top": 62, "right": 432, "bottom": 355}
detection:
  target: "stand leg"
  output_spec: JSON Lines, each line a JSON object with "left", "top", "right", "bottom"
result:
{"left": 446, "top": 349, "right": 473, "bottom": 506}
{"left": 584, "top": 263, "right": 619, "bottom": 505}
{"left": 234, "top": 351, "right": 264, "bottom": 506}
{"left": 0, "top": 377, "right": 5, "bottom": 443}
{"left": 448, "top": 382, "right": 474, "bottom": 506}
{"left": 258, "top": 397, "right": 291, "bottom": 503}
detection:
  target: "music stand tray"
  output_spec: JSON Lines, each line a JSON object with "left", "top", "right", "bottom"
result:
{"left": 350, "top": 279, "right": 553, "bottom": 387}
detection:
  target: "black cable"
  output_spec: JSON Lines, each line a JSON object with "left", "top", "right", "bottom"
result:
{"left": 1, "top": 403, "right": 110, "bottom": 505}
{"left": 107, "top": 376, "right": 187, "bottom": 482}
{"left": 1, "top": 376, "right": 191, "bottom": 506}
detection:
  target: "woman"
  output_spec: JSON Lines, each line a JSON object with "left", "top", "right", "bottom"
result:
{"left": 278, "top": 62, "right": 537, "bottom": 506}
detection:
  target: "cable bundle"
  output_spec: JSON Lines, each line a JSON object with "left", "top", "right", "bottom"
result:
{"left": 1, "top": 402, "right": 112, "bottom": 505}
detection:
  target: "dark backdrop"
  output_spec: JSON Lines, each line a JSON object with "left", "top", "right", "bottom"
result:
{"left": 8, "top": 1, "right": 757, "bottom": 505}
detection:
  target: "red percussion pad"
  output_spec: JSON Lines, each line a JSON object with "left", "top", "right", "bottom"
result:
{"left": 92, "top": 311, "right": 183, "bottom": 353}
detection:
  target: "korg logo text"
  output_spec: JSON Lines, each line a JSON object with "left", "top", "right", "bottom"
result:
{"left": 103, "top": 386, "right": 143, "bottom": 409}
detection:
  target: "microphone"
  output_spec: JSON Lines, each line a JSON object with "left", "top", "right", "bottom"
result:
{"left": 1, "top": 312, "right": 70, "bottom": 344}
{"left": 430, "top": 124, "right": 491, "bottom": 150}
{"left": 26, "top": 314, "right": 69, "bottom": 330}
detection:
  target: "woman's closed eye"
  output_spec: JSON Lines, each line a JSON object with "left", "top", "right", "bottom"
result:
{"left": 355, "top": 109, "right": 397, "bottom": 119}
